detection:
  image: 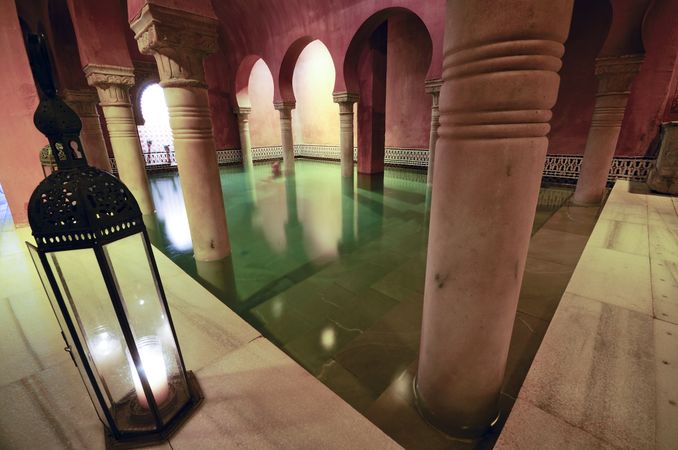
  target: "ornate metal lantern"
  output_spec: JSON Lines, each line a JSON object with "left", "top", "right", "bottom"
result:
{"left": 24, "top": 34, "right": 202, "bottom": 447}
{"left": 39, "top": 144, "right": 58, "bottom": 177}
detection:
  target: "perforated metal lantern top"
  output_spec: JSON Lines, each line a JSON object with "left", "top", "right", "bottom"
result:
{"left": 27, "top": 166, "right": 144, "bottom": 251}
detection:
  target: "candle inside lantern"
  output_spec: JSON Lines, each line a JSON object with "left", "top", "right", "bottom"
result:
{"left": 130, "top": 336, "right": 170, "bottom": 409}
{"left": 90, "top": 327, "right": 123, "bottom": 374}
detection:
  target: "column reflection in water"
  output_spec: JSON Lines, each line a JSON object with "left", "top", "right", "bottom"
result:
{"left": 252, "top": 173, "right": 288, "bottom": 253}
{"left": 339, "top": 176, "right": 356, "bottom": 253}
{"left": 151, "top": 176, "right": 192, "bottom": 254}
{"left": 195, "top": 257, "right": 238, "bottom": 305}
{"left": 356, "top": 172, "right": 384, "bottom": 242}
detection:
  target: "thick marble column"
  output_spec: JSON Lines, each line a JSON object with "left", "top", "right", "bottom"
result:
{"left": 62, "top": 89, "right": 112, "bottom": 172}
{"left": 131, "top": 4, "right": 230, "bottom": 261}
{"left": 425, "top": 80, "right": 442, "bottom": 186}
{"left": 234, "top": 106, "right": 253, "bottom": 170}
{"left": 415, "top": 0, "right": 574, "bottom": 437}
{"left": 84, "top": 65, "right": 155, "bottom": 215}
{"left": 647, "top": 122, "right": 678, "bottom": 194}
{"left": 274, "top": 101, "right": 296, "bottom": 174}
{"left": 333, "top": 92, "right": 359, "bottom": 177}
{"left": 573, "top": 55, "right": 643, "bottom": 204}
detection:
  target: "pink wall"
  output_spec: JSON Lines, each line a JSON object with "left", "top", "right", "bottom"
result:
{"left": 291, "top": 40, "right": 339, "bottom": 146}
{"left": 384, "top": 13, "right": 432, "bottom": 149}
{"left": 248, "top": 59, "right": 280, "bottom": 148}
{"left": 67, "top": 0, "right": 132, "bottom": 67}
{"left": 0, "top": 0, "right": 47, "bottom": 224}
{"left": 548, "top": 0, "right": 611, "bottom": 155}
{"left": 208, "top": 0, "right": 445, "bottom": 102}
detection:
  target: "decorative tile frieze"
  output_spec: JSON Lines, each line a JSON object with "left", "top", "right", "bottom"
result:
{"left": 252, "top": 145, "right": 284, "bottom": 161}
{"left": 110, "top": 143, "right": 656, "bottom": 185}
{"left": 216, "top": 149, "right": 242, "bottom": 165}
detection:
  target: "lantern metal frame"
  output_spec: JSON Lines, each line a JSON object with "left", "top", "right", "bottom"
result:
{"left": 24, "top": 33, "right": 203, "bottom": 448}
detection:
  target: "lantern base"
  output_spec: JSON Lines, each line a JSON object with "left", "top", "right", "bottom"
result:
{"left": 104, "top": 371, "right": 204, "bottom": 449}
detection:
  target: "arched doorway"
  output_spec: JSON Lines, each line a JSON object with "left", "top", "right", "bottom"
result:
{"left": 291, "top": 39, "right": 339, "bottom": 149}
{"left": 137, "top": 83, "right": 174, "bottom": 167}
{"left": 344, "top": 9, "right": 433, "bottom": 174}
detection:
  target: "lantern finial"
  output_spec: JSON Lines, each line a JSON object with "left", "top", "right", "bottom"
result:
{"left": 27, "top": 33, "right": 88, "bottom": 170}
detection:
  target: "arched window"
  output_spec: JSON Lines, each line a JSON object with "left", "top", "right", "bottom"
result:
{"left": 137, "top": 83, "right": 174, "bottom": 166}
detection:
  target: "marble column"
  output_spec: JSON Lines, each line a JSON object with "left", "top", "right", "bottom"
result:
{"left": 647, "top": 122, "right": 678, "bottom": 194}
{"left": 234, "top": 106, "right": 253, "bottom": 170}
{"left": 274, "top": 101, "right": 296, "bottom": 174}
{"left": 573, "top": 55, "right": 643, "bottom": 204}
{"left": 333, "top": 92, "right": 359, "bottom": 177}
{"left": 425, "top": 80, "right": 442, "bottom": 186}
{"left": 84, "top": 65, "right": 155, "bottom": 215}
{"left": 62, "top": 89, "right": 112, "bottom": 172}
{"left": 415, "top": 0, "right": 574, "bottom": 437}
{"left": 131, "top": 4, "right": 230, "bottom": 261}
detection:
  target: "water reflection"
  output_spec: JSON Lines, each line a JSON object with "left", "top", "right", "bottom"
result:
{"left": 195, "top": 257, "right": 238, "bottom": 303}
{"left": 148, "top": 160, "right": 571, "bottom": 317}
{"left": 151, "top": 177, "right": 192, "bottom": 253}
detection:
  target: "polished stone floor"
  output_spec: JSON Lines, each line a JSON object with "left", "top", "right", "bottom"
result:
{"left": 146, "top": 160, "right": 586, "bottom": 448}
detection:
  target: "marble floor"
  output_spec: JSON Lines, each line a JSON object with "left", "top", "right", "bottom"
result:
{"left": 145, "top": 161, "right": 591, "bottom": 448}
{"left": 497, "top": 181, "right": 678, "bottom": 449}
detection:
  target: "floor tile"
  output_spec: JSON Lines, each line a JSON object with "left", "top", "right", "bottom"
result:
{"left": 495, "top": 398, "right": 615, "bottom": 449}
{"left": 519, "top": 292, "right": 655, "bottom": 449}
{"left": 502, "top": 312, "right": 549, "bottom": 399}
{"left": 587, "top": 218, "right": 649, "bottom": 256}
{"left": 525, "top": 228, "right": 590, "bottom": 267}
{"left": 651, "top": 259, "right": 678, "bottom": 325}
{"left": 566, "top": 247, "right": 652, "bottom": 315}
{"left": 654, "top": 319, "right": 678, "bottom": 450}
{"left": 517, "top": 256, "right": 573, "bottom": 321}
{"left": 171, "top": 338, "right": 399, "bottom": 450}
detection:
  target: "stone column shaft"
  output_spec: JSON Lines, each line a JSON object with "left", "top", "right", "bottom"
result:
{"left": 425, "top": 80, "right": 442, "bottom": 186}
{"left": 235, "top": 106, "right": 253, "bottom": 169}
{"left": 131, "top": 3, "right": 230, "bottom": 261}
{"left": 63, "top": 89, "right": 112, "bottom": 172}
{"left": 573, "top": 54, "right": 643, "bottom": 204}
{"left": 84, "top": 65, "right": 155, "bottom": 215}
{"left": 333, "top": 92, "right": 359, "bottom": 177}
{"left": 415, "top": 0, "right": 574, "bottom": 437}
{"left": 275, "top": 101, "right": 295, "bottom": 174}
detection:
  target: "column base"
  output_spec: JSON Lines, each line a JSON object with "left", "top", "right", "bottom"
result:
{"left": 570, "top": 195, "right": 604, "bottom": 207}
{"left": 412, "top": 375, "right": 500, "bottom": 440}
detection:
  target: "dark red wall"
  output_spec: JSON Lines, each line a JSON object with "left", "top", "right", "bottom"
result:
{"left": 385, "top": 13, "right": 432, "bottom": 149}
{"left": 548, "top": 0, "right": 611, "bottom": 155}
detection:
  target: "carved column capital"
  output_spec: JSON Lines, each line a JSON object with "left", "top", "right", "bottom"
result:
{"left": 425, "top": 79, "right": 442, "bottom": 109}
{"left": 594, "top": 54, "right": 644, "bottom": 96}
{"left": 233, "top": 106, "right": 252, "bottom": 116}
{"left": 62, "top": 88, "right": 100, "bottom": 117}
{"left": 130, "top": 3, "right": 218, "bottom": 88}
{"left": 333, "top": 92, "right": 359, "bottom": 114}
{"left": 332, "top": 92, "right": 359, "bottom": 105}
{"left": 84, "top": 64, "right": 135, "bottom": 106}
{"left": 274, "top": 101, "right": 296, "bottom": 112}
{"left": 424, "top": 79, "right": 442, "bottom": 95}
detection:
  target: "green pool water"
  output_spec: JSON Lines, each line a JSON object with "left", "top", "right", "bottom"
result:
{"left": 147, "top": 159, "right": 573, "bottom": 430}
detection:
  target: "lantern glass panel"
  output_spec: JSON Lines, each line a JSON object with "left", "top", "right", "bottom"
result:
{"left": 27, "top": 243, "right": 110, "bottom": 428}
{"left": 44, "top": 247, "right": 158, "bottom": 433}
{"left": 102, "top": 232, "right": 190, "bottom": 424}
